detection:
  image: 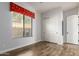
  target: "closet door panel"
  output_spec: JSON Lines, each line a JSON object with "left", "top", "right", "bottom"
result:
{"left": 67, "top": 15, "right": 78, "bottom": 44}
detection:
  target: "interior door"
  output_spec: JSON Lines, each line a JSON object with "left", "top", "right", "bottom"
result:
{"left": 42, "top": 16, "right": 63, "bottom": 45}
{"left": 67, "top": 15, "right": 78, "bottom": 44}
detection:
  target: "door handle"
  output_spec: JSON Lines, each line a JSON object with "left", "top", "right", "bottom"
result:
{"left": 67, "top": 32, "right": 68, "bottom": 34}
{"left": 56, "top": 32, "right": 58, "bottom": 34}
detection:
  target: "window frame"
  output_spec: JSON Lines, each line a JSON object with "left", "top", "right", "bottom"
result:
{"left": 12, "top": 12, "right": 33, "bottom": 39}
{"left": 23, "top": 15, "right": 33, "bottom": 37}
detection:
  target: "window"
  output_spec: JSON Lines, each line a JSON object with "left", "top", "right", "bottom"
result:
{"left": 23, "top": 16, "right": 32, "bottom": 37}
{"left": 12, "top": 12, "right": 32, "bottom": 39}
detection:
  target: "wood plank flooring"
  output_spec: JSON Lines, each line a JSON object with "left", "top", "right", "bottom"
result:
{"left": 1, "top": 41, "right": 79, "bottom": 56}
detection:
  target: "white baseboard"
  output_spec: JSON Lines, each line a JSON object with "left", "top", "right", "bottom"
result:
{"left": 0, "top": 40, "right": 41, "bottom": 54}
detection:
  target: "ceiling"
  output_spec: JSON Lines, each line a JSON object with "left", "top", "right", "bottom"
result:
{"left": 28, "top": 2, "right": 79, "bottom": 13}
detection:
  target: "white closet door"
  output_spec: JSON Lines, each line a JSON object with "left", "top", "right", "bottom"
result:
{"left": 67, "top": 15, "right": 78, "bottom": 44}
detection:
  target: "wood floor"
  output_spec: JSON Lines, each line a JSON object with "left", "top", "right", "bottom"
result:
{"left": 1, "top": 41, "right": 79, "bottom": 56}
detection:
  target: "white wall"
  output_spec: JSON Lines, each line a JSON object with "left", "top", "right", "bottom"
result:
{"left": 0, "top": 2, "right": 42, "bottom": 53}
{"left": 42, "top": 8, "right": 63, "bottom": 45}
{"left": 36, "top": 12, "right": 42, "bottom": 41}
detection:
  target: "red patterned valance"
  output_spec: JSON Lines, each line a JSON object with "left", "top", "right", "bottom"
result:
{"left": 10, "top": 2, "right": 35, "bottom": 19}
